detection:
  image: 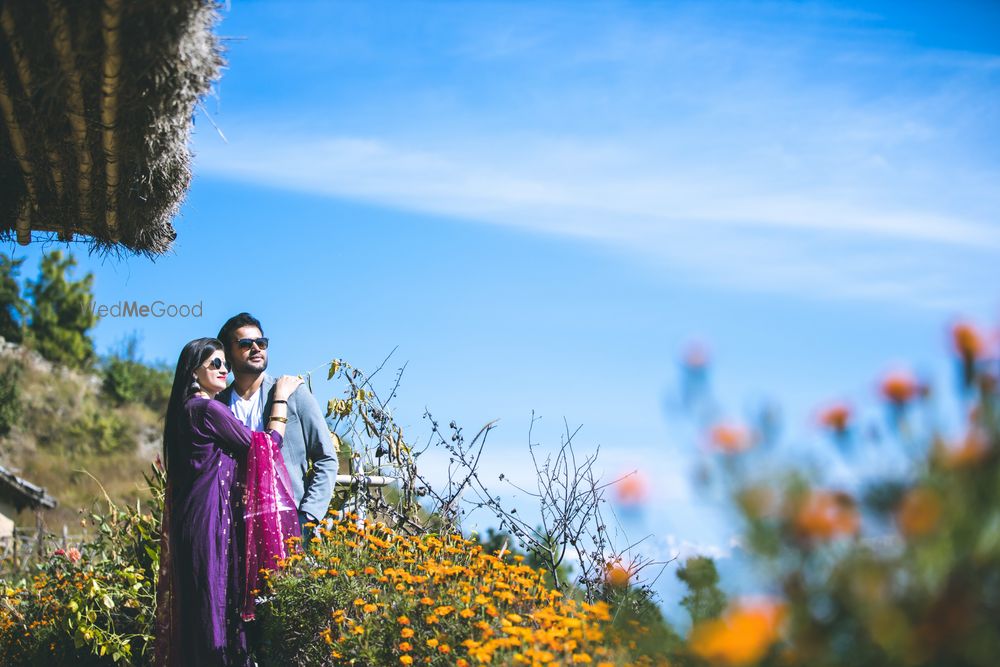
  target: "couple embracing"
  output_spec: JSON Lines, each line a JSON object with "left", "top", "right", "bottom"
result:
{"left": 155, "top": 313, "right": 339, "bottom": 666}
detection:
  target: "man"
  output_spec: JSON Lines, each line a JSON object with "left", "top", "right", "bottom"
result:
{"left": 215, "top": 312, "right": 338, "bottom": 529}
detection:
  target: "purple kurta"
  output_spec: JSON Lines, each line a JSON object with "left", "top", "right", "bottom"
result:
{"left": 169, "top": 395, "right": 282, "bottom": 666}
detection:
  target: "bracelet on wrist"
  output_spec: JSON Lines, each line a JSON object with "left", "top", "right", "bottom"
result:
{"left": 268, "top": 416, "right": 288, "bottom": 424}
{"left": 272, "top": 399, "right": 287, "bottom": 405}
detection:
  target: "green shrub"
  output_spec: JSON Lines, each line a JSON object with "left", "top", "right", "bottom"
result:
{"left": 0, "top": 360, "right": 22, "bottom": 435}
{"left": 64, "top": 410, "right": 134, "bottom": 456}
{"left": 101, "top": 357, "right": 171, "bottom": 413}
{"left": 0, "top": 466, "right": 163, "bottom": 666}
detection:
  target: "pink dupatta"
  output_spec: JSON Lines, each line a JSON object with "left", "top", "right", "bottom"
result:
{"left": 242, "top": 430, "right": 301, "bottom": 621}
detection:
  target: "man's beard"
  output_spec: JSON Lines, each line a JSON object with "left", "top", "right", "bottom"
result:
{"left": 232, "top": 355, "right": 268, "bottom": 376}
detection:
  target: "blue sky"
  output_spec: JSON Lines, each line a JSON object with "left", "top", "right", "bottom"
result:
{"left": 6, "top": 0, "right": 999, "bottom": 611}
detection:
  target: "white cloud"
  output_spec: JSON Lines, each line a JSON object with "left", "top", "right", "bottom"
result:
{"left": 194, "top": 130, "right": 999, "bottom": 309}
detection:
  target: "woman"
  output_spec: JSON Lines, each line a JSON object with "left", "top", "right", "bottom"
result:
{"left": 155, "top": 337, "right": 303, "bottom": 666}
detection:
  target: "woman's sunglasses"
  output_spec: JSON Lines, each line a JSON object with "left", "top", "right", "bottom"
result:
{"left": 237, "top": 337, "right": 269, "bottom": 351}
{"left": 205, "top": 357, "right": 231, "bottom": 372}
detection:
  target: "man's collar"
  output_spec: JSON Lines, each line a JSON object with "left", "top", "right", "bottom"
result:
{"left": 228, "top": 372, "right": 273, "bottom": 400}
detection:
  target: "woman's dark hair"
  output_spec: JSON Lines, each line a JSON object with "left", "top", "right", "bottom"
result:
{"left": 162, "top": 337, "right": 224, "bottom": 470}
{"left": 217, "top": 312, "right": 264, "bottom": 349}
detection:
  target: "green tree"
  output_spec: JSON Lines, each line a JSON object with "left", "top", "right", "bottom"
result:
{"left": 676, "top": 556, "right": 727, "bottom": 625}
{"left": 0, "top": 253, "right": 27, "bottom": 343}
{"left": 26, "top": 251, "right": 97, "bottom": 370}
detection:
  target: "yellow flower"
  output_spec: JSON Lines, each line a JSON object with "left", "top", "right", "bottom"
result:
{"left": 399, "top": 657, "right": 413, "bottom": 665}
{"left": 426, "top": 638, "right": 439, "bottom": 648}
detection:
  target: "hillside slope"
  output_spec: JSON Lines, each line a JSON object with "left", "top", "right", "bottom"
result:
{"left": 0, "top": 339, "right": 161, "bottom": 531}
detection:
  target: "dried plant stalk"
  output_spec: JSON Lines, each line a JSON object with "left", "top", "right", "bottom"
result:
{"left": 100, "top": 0, "right": 122, "bottom": 241}
{"left": 0, "top": 70, "right": 35, "bottom": 245}
{"left": 47, "top": 0, "right": 93, "bottom": 228}
{"left": 1, "top": 5, "right": 68, "bottom": 238}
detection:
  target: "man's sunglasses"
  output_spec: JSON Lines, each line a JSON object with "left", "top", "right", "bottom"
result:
{"left": 205, "top": 357, "right": 231, "bottom": 372}
{"left": 237, "top": 337, "right": 269, "bottom": 351}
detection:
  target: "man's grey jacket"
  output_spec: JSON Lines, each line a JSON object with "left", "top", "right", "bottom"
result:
{"left": 216, "top": 373, "right": 337, "bottom": 522}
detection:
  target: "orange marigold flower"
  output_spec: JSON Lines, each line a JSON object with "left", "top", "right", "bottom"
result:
{"left": 708, "top": 422, "right": 754, "bottom": 454}
{"left": 614, "top": 472, "right": 648, "bottom": 506}
{"left": 896, "top": 487, "right": 942, "bottom": 539}
{"left": 879, "top": 369, "right": 920, "bottom": 406}
{"left": 457, "top": 660, "right": 470, "bottom": 667}
{"left": 952, "top": 322, "right": 985, "bottom": 360}
{"left": 816, "top": 402, "right": 852, "bottom": 434}
{"left": 936, "top": 430, "right": 991, "bottom": 469}
{"left": 399, "top": 657, "right": 413, "bottom": 666}
{"left": 426, "top": 638, "right": 439, "bottom": 648}
{"left": 399, "top": 641, "right": 413, "bottom": 652}
{"left": 794, "top": 490, "right": 859, "bottom": 540}
{"left": 401, "top": 627, "right": 414, "bottom": 638}
{"left": 438, "top": 644, "right": 451, "bottom": 654}
{"left": 419, "top": 596, "right": 435, "bottom": 606}
{"left": 604, "top": 562, "right": 630, "bottom": 588}
{"left": 690, "top": 599, "right": 786, "bottom": 666}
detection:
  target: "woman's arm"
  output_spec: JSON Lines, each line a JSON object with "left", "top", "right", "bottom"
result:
{"left": 203, "top": 400, "right": 284, "bottom": 452}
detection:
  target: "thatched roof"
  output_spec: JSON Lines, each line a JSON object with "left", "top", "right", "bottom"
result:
{"left": 0, "top": 464, "right": 56, "bottom": 511}
{"left": 0, "top": 0, "right": 223, "bottom": 257}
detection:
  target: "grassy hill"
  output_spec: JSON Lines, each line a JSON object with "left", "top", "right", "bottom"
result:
{"left": 0, "top": 338, "right": 164, "bottom": 533}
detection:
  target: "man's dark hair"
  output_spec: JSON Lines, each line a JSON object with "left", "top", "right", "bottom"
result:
{"left": 217, "top": 312, "right": 264, "bottom": 348}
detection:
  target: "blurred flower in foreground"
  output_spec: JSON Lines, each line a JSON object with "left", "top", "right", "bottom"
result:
{"left": 816, "top": 401, "right": 853, "bottom": 438}
{"left": 689, "top": 598, "right": 786, "bottom": 665}
{"left": 604, "top": 560, "right": 631, "bottom": 588}
{"left": 613, "top": 470, "right": 649, "bottom": 507}
{"left": 951, "top": 321, "right": 987, "bottom": 389}
{"left": 879, "top": 369, "right": 921, "bottom": 407}
{"left": 793, "top": 490, "right": 859, "bottom": 541}
{"left": 708, "top": 422, "right": 754, "bottom": 454}
{"left": 681, "top": 340, "right": 711, "bottom": 409}
{"left": 736, "top": 484, "right": 780, "bottom": 520}
{"left": 933, "top": 429, "right": 991, "bottom": 470}
{"left": 896, "top": 487, "right": 942, "bottom": 539}
{"left": 951, "top": 321, "right": 985, "bottom": 361}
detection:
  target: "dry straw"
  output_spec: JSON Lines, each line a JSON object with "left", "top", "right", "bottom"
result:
{"left": 0, "top": 0, "right": 223, "bottom": 257}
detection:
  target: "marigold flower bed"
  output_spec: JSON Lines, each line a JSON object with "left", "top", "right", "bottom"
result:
{"left": 255, "top": 514, "right": 637, "bottom": 666}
